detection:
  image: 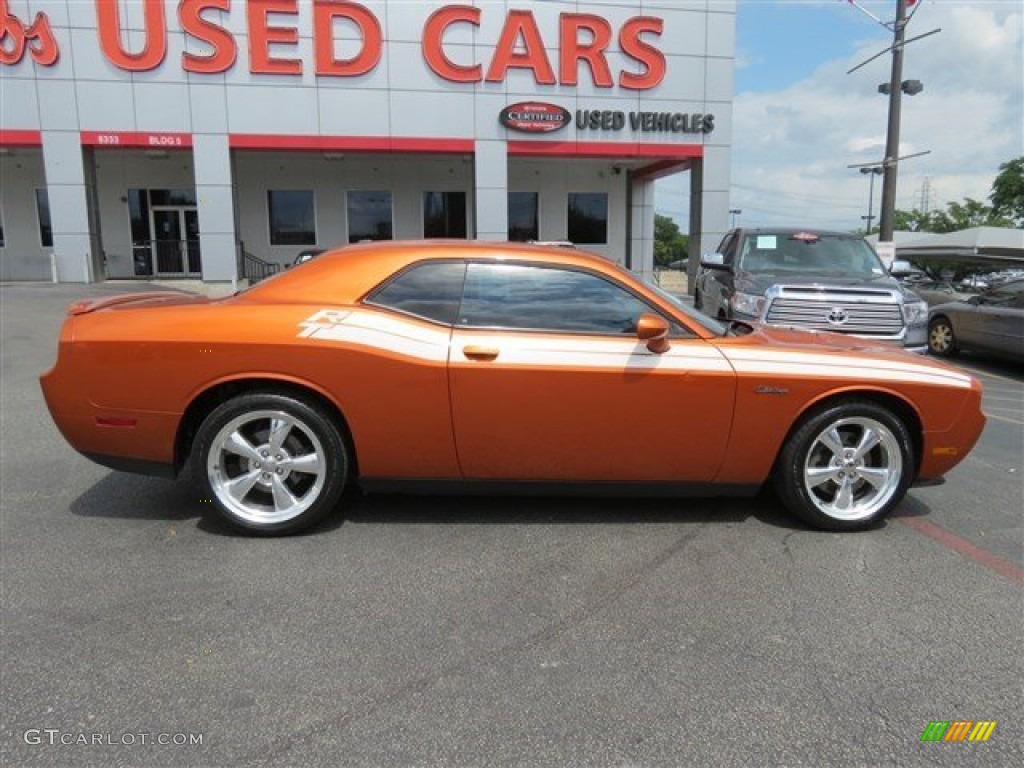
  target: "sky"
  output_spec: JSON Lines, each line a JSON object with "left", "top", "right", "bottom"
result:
{"left": 655, "top": 0, "right": 1024, "bottom": 233}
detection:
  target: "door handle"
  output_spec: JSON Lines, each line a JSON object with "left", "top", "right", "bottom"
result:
{"left": 463, "top": 345, "right": 499, "bottom": 361}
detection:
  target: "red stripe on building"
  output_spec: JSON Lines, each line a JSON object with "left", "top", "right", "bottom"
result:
{"left": 229, "top": 134, "right": 474, "bottom": 154}
{"left": 80, "top": 131, "right": 193, "bottom": 149}
{"left": 507, "top": 140, "right": 704, "bottom": 160}
{"left": 0, "top": 130, "right": 43, "bottom": 147}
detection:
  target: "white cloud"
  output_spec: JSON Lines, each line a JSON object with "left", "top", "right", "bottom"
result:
{"left": 657, "top": 1, "right": 1023, "bottom": 231}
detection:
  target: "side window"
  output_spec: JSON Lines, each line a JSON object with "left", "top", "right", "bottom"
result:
{"left": 984, "top": 281, "right": 1024, "bottom": 306}
{"left": 366, "top": 262, "right": 467, "bottom": 325}
{"left": 716, "top": 232, "right": 736, "bottom": 265}
{"left": 459, "top": 263, "right": 661, "bottom": 335}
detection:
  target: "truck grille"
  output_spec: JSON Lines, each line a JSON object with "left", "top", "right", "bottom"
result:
{"left": 765, "top": 288, "right": 904, "bottom": 337}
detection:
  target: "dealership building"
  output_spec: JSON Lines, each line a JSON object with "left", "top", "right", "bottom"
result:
{"left": 0, "top": 0, "right": 735, "bottom": 286}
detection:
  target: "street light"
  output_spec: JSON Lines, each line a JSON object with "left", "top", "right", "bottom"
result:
{"left": 859, "top": 166, "right": 884, "bottom": 232}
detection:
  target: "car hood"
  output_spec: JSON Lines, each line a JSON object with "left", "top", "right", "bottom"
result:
{"left": 714, "top": 324, "right": 973, "bottom": 385}
{"left": 735, "top": 271, "right": 903, "bottom": 295}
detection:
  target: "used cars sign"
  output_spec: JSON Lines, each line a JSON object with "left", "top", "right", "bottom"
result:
{"left": 499, "top": 102, "right": 571, "bottom": 133}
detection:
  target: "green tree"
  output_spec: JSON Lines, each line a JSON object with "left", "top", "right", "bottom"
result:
{"left": 653, "top": 214, "right": 689, "bottom": 267}
{"left": 989, "top": 156, "right": 1024, "bottom": 227}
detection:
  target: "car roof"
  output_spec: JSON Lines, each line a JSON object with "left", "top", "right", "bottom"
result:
{"left": 239, "top": 240, "right": 627, "bottom": 306}
{"left": 734, "top": 228, "right": 861, "bottom": 239}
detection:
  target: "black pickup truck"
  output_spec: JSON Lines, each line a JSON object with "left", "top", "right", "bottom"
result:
{"left": 695, "top": 228, "right": 928, "bottom": 352}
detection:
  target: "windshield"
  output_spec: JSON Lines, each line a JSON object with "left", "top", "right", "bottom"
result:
{"left": 737, "top": 233, "right": 887, "bottom": 279}
{"left": 644, "top": 280, "right": 727, "bottom": 336}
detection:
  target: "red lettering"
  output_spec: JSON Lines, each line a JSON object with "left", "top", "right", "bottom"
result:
{"left": 422, "top": 5, "right": 481, "bottom": 83}
{"left": 619, "top": 17, "right": 665, "bottom": 90}
{"left": 248, "top": 0, "right": 301, "bottom": 75}
{"left": 314, "top": 0, "right": 382, "bottom": 77}
{"left": 559, "top": 14, "right": 612, "bottom": 88}
{"left": 179, "top": 0, "right": 236, "bottom": 74}
{"left": 96, "top": 0, "right": 166, "bottom": 71}
{"left": 485, "top": 10, "right": 555, "bottom": 85}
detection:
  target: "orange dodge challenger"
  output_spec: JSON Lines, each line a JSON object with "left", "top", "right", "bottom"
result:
{"left": 41, "top": 241, "right": 985, "bottom": 535}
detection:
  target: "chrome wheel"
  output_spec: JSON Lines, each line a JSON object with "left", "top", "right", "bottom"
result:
{"left": 207, "top": 409, "right": 327, "bottom": 525}
{"left": 802, "top": 417, "right": 902, "bottom": 522}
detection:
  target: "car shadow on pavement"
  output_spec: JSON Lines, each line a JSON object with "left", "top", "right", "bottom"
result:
{"left": 68, "top": 471, "right": 933, "bottom": 537}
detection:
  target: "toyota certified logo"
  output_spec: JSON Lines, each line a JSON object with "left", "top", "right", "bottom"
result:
{"left": 499, "top": 102, "right": 571, "bottom": 133}
{"left": 826, "top": 307, "right": 849, "bottom": 326}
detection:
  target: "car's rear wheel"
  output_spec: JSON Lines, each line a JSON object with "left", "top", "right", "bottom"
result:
{"left": 774, "top": 400, "right": 913, "bottom": 531}
{"left": 192, "top": 392, "right": 348, "bottom": 535}
{"left": 928, "top": 316, "right": 958, "bottom": 357}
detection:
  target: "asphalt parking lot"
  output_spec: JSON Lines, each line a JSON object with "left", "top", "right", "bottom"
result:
{"left": 2, "top": 282, "right": 1021, "bottom": 767}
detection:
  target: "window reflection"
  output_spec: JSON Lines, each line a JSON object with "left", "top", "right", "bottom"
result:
{"left": 368, "top": 262, "right": 467, "bottom": 325}
{"left": 568, "top": 192, "right": 607, "bottom": 244}
{"left": 459, "top": 263, "right": 652, "bottom": 334}
{"left": 347, "top": 190, "right": 393, "bottom": 243}
{"left": 508, "top": 192, "right": 538, "bottom": 241}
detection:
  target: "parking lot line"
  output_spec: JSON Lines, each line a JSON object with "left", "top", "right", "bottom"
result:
{"left": 983, "top": 412, "right": 1024, "bottom": 426}
{"left": 899, "top": 517, "right": 1024, "bottom": 585}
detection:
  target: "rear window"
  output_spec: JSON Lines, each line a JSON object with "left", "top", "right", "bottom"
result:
{"left": 367, "top": 262, "right": 467, "bottom": 325}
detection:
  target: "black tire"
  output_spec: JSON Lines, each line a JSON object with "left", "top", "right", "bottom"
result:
{"left": 773, "top": 400, "right": 914, "bottom": 531}
{"left": 928, "top": 316, "right": 958, "bottom": 357}
{"left": 191, "top": 392, "right": 349, "bottom": 535}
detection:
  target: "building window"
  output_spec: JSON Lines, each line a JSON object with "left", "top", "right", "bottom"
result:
{"left": 508, "top": 192, "right": 539, "bottom": 242}
{"left": 347, "top": 190, "right": 393, "bottom": 243}
{"left": 567, "top": 192, "right": 608, "bottom": 245}
{"left": 423, "top": 191, "right": 467, "bottom": 239}
{"left": 149, "top": 188, "right": 196, "bottom": 206}
{"left": 268, "top": 190, "right": 316, "bottom": 245}
{"left": 36, "top": 189, "right": 53, "bottom": 248}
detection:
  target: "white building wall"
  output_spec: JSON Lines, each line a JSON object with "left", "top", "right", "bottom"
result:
{"left": 92, "top": 151, "right": 195, "bottom": 278}
{"left": 233, "top": 152, "right": 476, "bottom": 265}
{"left": 0, "top": 0, "right": 735, "bottom": 284}
{"left": 0, "top": 151, "right": 51, "bottom": 281}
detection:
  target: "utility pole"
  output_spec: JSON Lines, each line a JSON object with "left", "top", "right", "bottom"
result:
{"left": 879, "top": 0, "right": 908, "bottom": 241}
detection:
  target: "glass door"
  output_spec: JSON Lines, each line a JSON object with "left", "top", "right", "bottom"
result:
{"left": 184, "top": 209, "right": 201, "bottom": 274}
{"left": 150, "top": 206, "right": 200, "bottom": 276}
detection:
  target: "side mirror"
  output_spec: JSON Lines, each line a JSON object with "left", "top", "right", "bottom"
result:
{"left": 889, "top": 259, "right": 915, "bottom": 277}
{"left": 637, "top": 313, "right": 670, "bottom": 354}
{"left": 966, "top": 294, "right": 983, "bottom": 306}
{"left": 700, "top": 252, "right": 728, "bottom": 270}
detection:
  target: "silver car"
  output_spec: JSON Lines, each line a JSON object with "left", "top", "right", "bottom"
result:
{"left": 928, "top": 279, "right": 1024, "bottom": 362}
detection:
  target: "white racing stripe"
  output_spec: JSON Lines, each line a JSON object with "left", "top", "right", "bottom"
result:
{"left": 298, "top": 309, "right": 450, "bottom": 362}
{"left": 454, "top": 333, "right": 732, "bottom": 372}
{"left": 295, "top": 309, "right": 975, "bottom": 389}
{"left": 725, "top": 348, "right": 974, "bottom": 389}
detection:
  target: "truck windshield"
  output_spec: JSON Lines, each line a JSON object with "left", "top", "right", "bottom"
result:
{"left": 737, "top": 233, "right": 887, "bottom": 279}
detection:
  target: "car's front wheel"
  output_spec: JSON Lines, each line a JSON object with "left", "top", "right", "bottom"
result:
{"left": 774, "top": 400, "right": 913, "bottom": 531}
{"left": 192, "top": 392, "right": 349, "bottom": 534}
{"left": 928, "top": 316, "right": 958, "bottom": 357}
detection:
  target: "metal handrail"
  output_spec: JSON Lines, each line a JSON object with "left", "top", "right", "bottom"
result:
{"left": 237, "top": 242, "right": 280, "bottom": 284}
